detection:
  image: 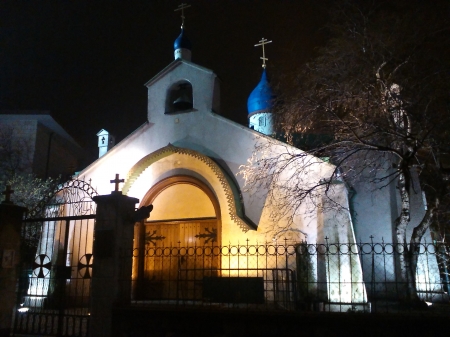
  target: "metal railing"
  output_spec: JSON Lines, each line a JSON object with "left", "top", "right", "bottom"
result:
{"left": 126, "top": 240, "right": 450, "bottom": 314}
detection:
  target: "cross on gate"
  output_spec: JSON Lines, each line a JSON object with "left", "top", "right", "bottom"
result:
{"left": 2, "top": 185, "right": 14, "bottom": 203}
{"left": 110, "top": 174, "right": 124, "bottom": 194}
{"left": 254, "top": 38, "right": 272, "bottom": 69}
{"left": 33, "top": 254, "right": 52, "bottom": 278}
{"left": 78, "top": 254, "right": 94, "bottom": 279}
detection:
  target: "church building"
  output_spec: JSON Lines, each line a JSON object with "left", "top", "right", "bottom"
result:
{"left": 81, "top": 14, "right": 358, "bottom": 248}
{"left": 42, "top": 9, "right": 443, "bottom": 311}
{"left": 69, "top": 13, "right": 370, "bottom": 309}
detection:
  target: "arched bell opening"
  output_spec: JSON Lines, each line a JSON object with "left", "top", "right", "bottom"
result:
{"left": 133, "top": 175, "right": 221, "bottom": 300}
{"left": 165, "top": 80, "right": 193, "bottom": 114}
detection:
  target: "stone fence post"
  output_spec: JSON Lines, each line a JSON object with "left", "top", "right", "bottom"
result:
{"left": 0, "top": 199, "right": 26, "bottom": 337}
{"left": 89, "top": 191, "right": 139, "bottom": 337}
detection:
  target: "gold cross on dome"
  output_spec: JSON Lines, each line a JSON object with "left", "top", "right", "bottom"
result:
{"left": 254, "top": 38, "right": 272, "bottom": 68}
{"left": 175, "top": 3, "right": 191, "bottom": 28}
{"left": 110, "top": 174, "right": 124, "bottom": 194}
{"left": 2, "top": 185, "right": 14, "bottom": 203}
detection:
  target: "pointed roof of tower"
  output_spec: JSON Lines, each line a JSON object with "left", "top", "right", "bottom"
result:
{"left": 174, "top": 28, "right": 192, "bottom": 50}
{"left": 247, "top": 69, "right": 274, "bottom": 115}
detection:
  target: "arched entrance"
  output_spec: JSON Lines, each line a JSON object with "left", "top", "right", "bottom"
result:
{"left": 134, "top": 175, "right": 221, "bottom": 300}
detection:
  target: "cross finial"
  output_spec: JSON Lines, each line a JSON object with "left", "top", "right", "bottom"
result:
{"left": 254, "top": 38, "right": 272, "bottom": 68}
{"left": 2, "top": 185, "right": 14, "bottom": 204}
{"left": 175, "top": 3, "right": 191, "bottom": 29}
{"left": 110, "top": 174, "right": 124, "bottom": 194}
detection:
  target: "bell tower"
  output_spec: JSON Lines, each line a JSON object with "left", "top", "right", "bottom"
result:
{"left": 145, "top": 2, "right": 220, "bottom": 123}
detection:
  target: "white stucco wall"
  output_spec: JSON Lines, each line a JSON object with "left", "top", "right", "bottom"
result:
{"left": 78, "top": 60, "right": 346, "bottom": 246}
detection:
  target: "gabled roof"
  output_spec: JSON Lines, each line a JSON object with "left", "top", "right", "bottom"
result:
{"left": 96, "top": 129, "right": 110, "bottom": 137}
{"left": 144, "top": 59, "right": 216, "bottom": 88}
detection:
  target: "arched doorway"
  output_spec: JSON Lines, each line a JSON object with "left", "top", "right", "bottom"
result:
{"left": 134, "top": 175, "right": 221, "bottom": 300}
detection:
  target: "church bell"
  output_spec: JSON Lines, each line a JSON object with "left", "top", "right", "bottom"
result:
{"left": 173, "top": 84, "right": 193, "bottom": 110}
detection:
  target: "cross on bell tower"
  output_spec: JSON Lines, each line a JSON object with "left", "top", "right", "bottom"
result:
{"left": 175, "top": 3, "right": 191, "bottom": 29}
{"left": 254, "top": 38, "right": 272, "bottom": 68}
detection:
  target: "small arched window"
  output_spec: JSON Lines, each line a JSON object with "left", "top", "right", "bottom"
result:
{"left": 258, "top": 116, "right": 265, "bottom": 127}
{"left": 165, "top": 80, "right": 193, "bottom": 114}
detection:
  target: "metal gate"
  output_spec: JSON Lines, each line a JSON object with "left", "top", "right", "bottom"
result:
{"left": 13, "top": 178, "right": 97, "bottom": 337}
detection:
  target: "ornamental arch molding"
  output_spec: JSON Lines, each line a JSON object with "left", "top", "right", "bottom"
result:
{"left": 122, "top": 144, "right": 251, "bottom": 232}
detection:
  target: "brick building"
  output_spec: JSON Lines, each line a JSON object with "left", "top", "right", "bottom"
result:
{"left": 0, "top": 111, "right": 85, "bottom": 179}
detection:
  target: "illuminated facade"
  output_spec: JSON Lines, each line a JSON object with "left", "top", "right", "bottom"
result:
{"left": 66, "top": 27, "right": 373, "bottom": 308}
{"left": 57, "top": 25, "right": 442, "bottom": 309}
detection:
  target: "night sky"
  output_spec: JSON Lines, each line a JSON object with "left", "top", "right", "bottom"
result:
{"left": 0, "top": 1, "right": 329, "bottom": 161}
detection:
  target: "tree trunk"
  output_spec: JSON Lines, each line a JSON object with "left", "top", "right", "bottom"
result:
{"left": 395, "top": 172, "right": 418, "bottom": 302}
{"left": 409, "top": 206, "right": 435, "bottom": 278}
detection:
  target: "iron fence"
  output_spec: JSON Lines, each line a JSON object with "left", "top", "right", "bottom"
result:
{"left": 126, "top": 240, "right": 450, "bottom": 314}
{"left": 13, "top": 190, "right": 96, "bottom": 337}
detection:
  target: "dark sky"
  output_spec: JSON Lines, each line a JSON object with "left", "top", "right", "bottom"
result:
{"left": 0, "top": 0, "right": 329, "bottom": 160}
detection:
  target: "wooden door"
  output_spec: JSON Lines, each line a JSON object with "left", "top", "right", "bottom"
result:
{"left": 141, "top": 219, "right": 219, "bottom": 300}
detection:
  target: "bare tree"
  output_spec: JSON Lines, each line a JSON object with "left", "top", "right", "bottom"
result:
{"left": 240, "top": 0, "right": 450, "bottom": 301}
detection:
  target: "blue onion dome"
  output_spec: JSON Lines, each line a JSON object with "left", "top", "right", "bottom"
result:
{"left": 247, "top": 69, "right": 275, "bottom": 114}
{"left": 174, "top": 28, "right": 192, "bottom": 51}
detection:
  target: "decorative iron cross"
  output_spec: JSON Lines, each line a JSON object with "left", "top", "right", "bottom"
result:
{"left": 77, "top": 254, "right": 94, "bottom": 279}
{"left": 2, "top": 185, "right": 14, "bottom": 203}
{"left": 175, "top": 3, "right": 191, "bottom": 28}
{"left": 145, "top": 230, "right": 166, "bottom": 246}
{"left": 110, "top": 174, "right": 124, "bottom": 193}
{"left": 254, "top": 38, "right": 272, "bottom": 68}
{"left": 33, "top": 254, "right": 52, "bottom": 278}
{"left": 195, "top": 227, "right": 217, "bottom": 244}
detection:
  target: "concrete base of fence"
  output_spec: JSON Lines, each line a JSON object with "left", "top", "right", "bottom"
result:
{"left": 324, "top": 302, "right": 371, "bottom": 313}
{"left": 418, "top": 291, "right": 449, "bottom": 303}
